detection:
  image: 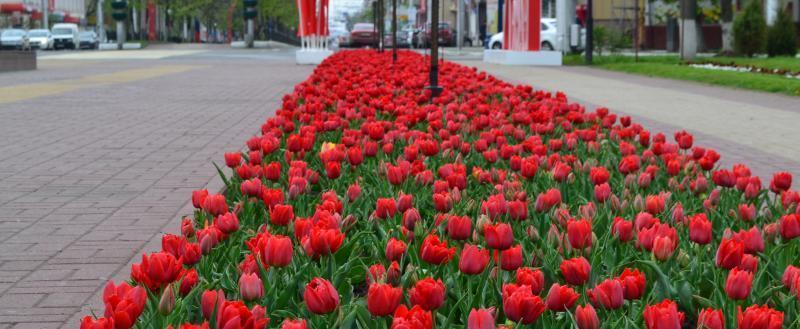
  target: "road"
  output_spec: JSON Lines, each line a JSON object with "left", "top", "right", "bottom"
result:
{"left": 0, "top": 44, "right": 310, "bottom": 328}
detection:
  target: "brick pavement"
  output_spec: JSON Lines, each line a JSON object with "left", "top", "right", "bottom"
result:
{"left": 0, "top": 49, "right": 312, "bottom": 328}
{"left": 456, "top": 60, "right": 800, "bottom": 184}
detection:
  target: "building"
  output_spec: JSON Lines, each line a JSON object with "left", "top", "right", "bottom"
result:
{"left": 0, "top": 0, "right": 85, "bottom": 28}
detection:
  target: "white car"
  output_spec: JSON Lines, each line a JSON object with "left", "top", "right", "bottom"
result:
{"left": 51, "top": 23, "right": 80, "bottom": 50}
{"left": 488, "top": 18, "right": 561, "bottom": 51}
{"left": 27, "top": 29, "right": 52, "bottom": 50}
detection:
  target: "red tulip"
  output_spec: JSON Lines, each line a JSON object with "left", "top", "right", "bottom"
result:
{"left": 731, "top": 227, "right": 764, "bottom": 254}
{"left": 308, "top": 227, "right": 345, "bottom": 256}
{"left": 588, "top": 278, "right": 624, "bottom": 309}
{"left": 304, "top": 278, "right": 340, "bottom": 314}
{"left": 780, "top": 214, "right": 800, "bottom": 240}
{"left": 215, "top": 212, "right": 239, "bottom": 234}
{"left": 715, "top": 238, "right": 744, "bottom": 270}
{"left": 535, "top": 188, "right": 561, "bottom": 212}
{"left": 240, "top": 178, "right": 263, "bottom": 197}
{"left": 612, "top": 217, "right": 633, "bottom": 242}
{"left": 270, "top": 204, "right": 294, "bottom": 226}
{"left": 459, "top": 244, "right": 490, "bottom": 275}
{"left": 376, "top": 198, "right": 398, "bottom": 219}
{"left": 567, "top": 218, "right": 592, "bottom": 250}
{"left": 502, "top": 283, "right": 545, "bottom": 324}
{"left": 409, "top": 277, "right": 445, "bottom": 311}
{"left": 385, "top": 237, "right": 408, "bottom": 262}
{"left": 725, "top": 268, "right": 753, "bottom": 300}
{"left": 689, "top": 214, "right": 712, "bottom": 245}
{"left": 200, "top": 289, "right": 225, "bottom": 320}
{"left": 178, "top": 269, "right": 198, "bottom": 296}
{"left": 238, "top": 272, "right": 263, "bottom": 301}
{"left": 467, "top": 308, "right": 496, "bottom": 329}
{"left": 516, "top": 267, "right": 545, "bottom": 294}
{"left": 367, "top": 283, "right": 403, "bottom": 317}
{"left": 102, "top": 281, "right": 146, "bottom": 329}
{"left": 130, "top": 252, "right": 183, "bottom": 292}
{"left": 589, "top": 167, "right": 610, "bottom": 185}
{"left": 81, "top": 316, "right": 116, "bottom": 329}
{"left": 576, "top": 304, "right": 600, "bottom": 329}
{"left": 261, "top": 235, "right": 293, "bottom": 267}
{"left": 594, "top": 183, "right": 611, "bottom": 202}
{"left": 202, "top": 193, "right": 228, "bottom": 216}
{"left": 216, "top": 301, "right": 269, "bottom": 329}
{"left": 402, "top": 208, "right": 421, "bottom": 230}
{"left": 642, "top": 299, "right": 684, "bottom": 329}
{"left": 617, "top": 268, "right": 647, "bottom": 300}
{"left": 192, "top": 189, "right": 209, "bottom": 209}
{"left": 432, "top": 192, "right": 453, "bottom": 213}
{"left": 560, "top": 256, "right": 591, "bottom": 285}
{"left": 280, "top": 319, "right": 308, "bottom": 329}
{"left": 783, "top": 265, "right": 800, "bottom": 289}
{"left": 508, "top": 200, "right": 528, "bottom": 221}
{"left": 545, "top": 283, "right": 579, "bottom": 311}
{"left": 484, "top": 222, "right": 513, "bottom": 250}
{"left": 500, "top": 244, "right": 523, "bottom": 271}
{"left": 652, "top": 235, "right": 676, "bottom": 261}
{"left": 770, "top": 172, "right": 792, "bottom": 193}
{"left": 447, "top": 215, "right": 472, "bottom": 241}
{"left": 420, "top": 234, "right": 456, "bottom": 265}
{"left": 391, "top": 305, "right": 433, "bottom": 329}
{"left": 697, "top": 308, "right": 724, "bottom": 329}
{"left": 737, "top": 305, "right": 784, "bottom": 329}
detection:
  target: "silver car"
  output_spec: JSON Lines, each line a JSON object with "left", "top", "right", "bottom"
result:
{"left": 27, "top": 29, "right": 52, "bottom": 50}
{"left": 0, "top": 29, "right": 30, "bottom": 50}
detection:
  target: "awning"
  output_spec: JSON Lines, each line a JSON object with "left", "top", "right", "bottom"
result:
{"left": 0, "top": 3, "right": 26, "bottom": 14}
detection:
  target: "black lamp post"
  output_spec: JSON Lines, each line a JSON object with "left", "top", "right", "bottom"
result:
{"left": 426, "top": 0, "right": 443, "bottom": 102}
{"left": 392, "top": 0, "right": 397, "bottom": 62}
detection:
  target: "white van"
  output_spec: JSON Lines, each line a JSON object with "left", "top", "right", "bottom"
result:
{"left": 51, "top": 23, "right": 79, "bottom": 50}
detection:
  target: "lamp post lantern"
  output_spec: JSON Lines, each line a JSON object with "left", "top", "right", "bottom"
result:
{"left": 426, "top": 0, "right": 443, "bottom": 102}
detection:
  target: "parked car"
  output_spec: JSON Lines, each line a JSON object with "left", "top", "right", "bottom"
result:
{"left": 488, "top": 18, "right": 563, "bottom": 51}
{"left": 27, "top": 29, "right": 52, "bottom": 50}
{"left": 51, "top": 23, "right": 80, "bottom": 50}
{"left": 79, "top": 31, "right": 99, "bottom": 49}
{"left": 383, "top": 30, "right": 411, "bottom": 48}
{"left": 416, "top": 22, "right": 455, "bottom": 48}
{"left": 349, "top": 23, "right": 377, "bottom": 48}
{"left": 0, "top": 29, "right": 29, "bottom": 50}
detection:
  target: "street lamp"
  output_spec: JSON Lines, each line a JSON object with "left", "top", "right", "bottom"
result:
{"left": 426, "top": 0, "right": 443, "bottom": 103}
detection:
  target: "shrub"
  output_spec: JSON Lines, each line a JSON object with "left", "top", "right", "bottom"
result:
{"left": 593, "top": 26, "right": 609, "bottom": 56}
{"left": 733, "top": 0, "right": 767, "bottom": 56}
{"left": 766, "top": 7, "right": 798, "bottom": 57}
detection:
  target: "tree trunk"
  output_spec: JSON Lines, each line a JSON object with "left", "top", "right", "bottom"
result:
{"left": 680, "top": 0, "right": 697, "bottom": 59}
{"left": 720, "top": 0, "right": 733, "bottom": 53}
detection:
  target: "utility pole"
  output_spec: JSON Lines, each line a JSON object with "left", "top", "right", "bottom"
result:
{"left": 426, "top": 0, "right": 442, "bottom": 103}
{"left": 586, "top": 0, "right": 593, "bottom": 64}
{"left": 41, "top": 0, "right": 48, "bottom": 29}
{"left": 392, "top": 0, "right": 397, "bottom": 62}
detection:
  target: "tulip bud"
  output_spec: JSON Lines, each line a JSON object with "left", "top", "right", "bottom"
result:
{"left": 342, "top": 214, "right": 357, "bottom": 232}
{"left": 158, "top": 285, "right": 176, "bottom": 315}
{"left": 676, "top": 249, "right": 690, "bottom": 268}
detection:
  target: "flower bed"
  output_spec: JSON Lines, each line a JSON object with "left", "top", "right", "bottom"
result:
{"left": 686, "top": 61, "right": 800, "bottom": 80}
{"left": 81, "top": 49, "right": 800, "bottom": 329}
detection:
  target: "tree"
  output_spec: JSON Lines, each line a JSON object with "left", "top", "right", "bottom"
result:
{"left": 766, "top": 6, "right": 798, "bottom": 57}
{"left": 733, "top": 0, "right": 766, "bottom": 57}
{"left": 720, "top": 0, "right": 733, "bottom": 53}
{"left": 260, "top": 0, "right": 298, "bottom": 28}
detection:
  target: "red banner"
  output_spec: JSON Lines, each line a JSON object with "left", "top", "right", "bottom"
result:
{"left": 503, "top": 0, "right": 541, "bottom": 51}
{"left": 297, "top": 0, "right": 329, "bottom": 37}
{"left": 147, "top": 0, "right": 156, "bottom": 41}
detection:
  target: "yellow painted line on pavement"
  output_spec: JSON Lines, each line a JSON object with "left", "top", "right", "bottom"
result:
{"left": 0, "top": 65, "right": 202, "bottom": 104}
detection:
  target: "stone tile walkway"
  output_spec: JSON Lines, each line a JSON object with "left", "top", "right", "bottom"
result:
{"left": 0, "top": 49, "right": 311, "bottom": 328}
{"left": 457, "top": 60, "right": 800, "bottom": 184}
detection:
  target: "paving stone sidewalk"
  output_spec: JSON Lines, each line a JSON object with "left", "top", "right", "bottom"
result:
{"left": 458, "top": 60, "right": 800, "bottom": 184}
{"left": 0, "top": 52, "right": 311, "bottom": 328}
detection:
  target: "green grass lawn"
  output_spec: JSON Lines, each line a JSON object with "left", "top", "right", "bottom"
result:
{"left": 564, "top": 54, "right": 800, "bottom": 96}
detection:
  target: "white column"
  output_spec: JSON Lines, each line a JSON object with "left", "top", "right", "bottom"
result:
{"left": 556, "top": 0, "right": 570, "bottom": 52}
{"left": 766, "top": 0, "right": 778, "bottom": 25}
{"left": 457, "top": 0, "right": 464, "bottom": 48}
